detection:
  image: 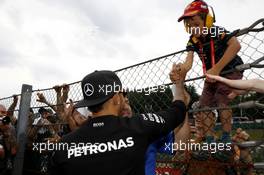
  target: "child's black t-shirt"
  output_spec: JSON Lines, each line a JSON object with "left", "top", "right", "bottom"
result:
{"left": 186, "top": 26, "right": 244, "bottom": 72}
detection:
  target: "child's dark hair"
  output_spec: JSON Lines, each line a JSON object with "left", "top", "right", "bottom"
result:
{"left": 198, "top": 12, "right": 207, "bottom": 21}
{"left": 183, "top": 12, "right": 207, "bottom": 23}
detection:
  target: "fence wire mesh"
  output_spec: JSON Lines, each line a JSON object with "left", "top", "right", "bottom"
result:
{"left": 0, "top": 19, "right": 264, "bottom": 175}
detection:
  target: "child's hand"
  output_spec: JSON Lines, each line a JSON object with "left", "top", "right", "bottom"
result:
{"left": 206, "top": 68, "right": 220, "bottom": 83}
{"left": 169, "top": 63, "right": 189, "bottom": 83}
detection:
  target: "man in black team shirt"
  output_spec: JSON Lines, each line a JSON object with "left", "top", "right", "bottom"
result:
{"left": 49, "top": 64, "right": 188, "bottom": 175}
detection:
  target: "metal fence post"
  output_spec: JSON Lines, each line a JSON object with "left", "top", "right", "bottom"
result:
{"left": 12, "top": 84, "right": 32, "bottom": 175}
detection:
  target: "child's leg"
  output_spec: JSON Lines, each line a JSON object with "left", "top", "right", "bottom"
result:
{"left": 215, "top": 71, "right": 243, "bottom": 142}
{"left": 199, "top": 82, "right": 216, "bottom": 143}
{"left": 218, "top": 107, "right": 232, "bottom": 142}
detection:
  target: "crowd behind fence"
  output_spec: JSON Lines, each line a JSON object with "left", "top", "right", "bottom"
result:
{"left": 0, "top": 19, "right": 264, "bottom": 175}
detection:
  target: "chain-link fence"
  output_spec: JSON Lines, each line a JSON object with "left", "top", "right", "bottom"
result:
{"left": 0, "top": 19, "right": 264, "bottom": 175}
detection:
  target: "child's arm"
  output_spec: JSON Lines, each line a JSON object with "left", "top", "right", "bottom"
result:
{"left": 185, "top": 51, "right": 194, "bottom": 71}
{"left": 207, "top": 36, "right": 241, "bottom": 76}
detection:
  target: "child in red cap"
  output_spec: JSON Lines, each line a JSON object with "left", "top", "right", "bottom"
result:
{"left": 178, "top": 0, "right": 244, "bottom": 146}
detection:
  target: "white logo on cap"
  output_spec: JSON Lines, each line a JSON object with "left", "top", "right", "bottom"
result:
{"left": 201, "top": 5, "right": 207, "bottom": 9}
{"left": 84, "top": 83, "right": 94, "bottom": 96}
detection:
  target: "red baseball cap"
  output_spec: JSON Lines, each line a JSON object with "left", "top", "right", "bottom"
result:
{"left": 178, "top": 1, "right": 209, "bottom": 22}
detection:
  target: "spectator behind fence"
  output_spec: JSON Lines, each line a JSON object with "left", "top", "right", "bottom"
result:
{"left": 6, "top": 95, "right": 18, "bottom": 126}
{"left": 206, "top": 74, "right": 264, "bottom": 94}
{"left": 178, "top": 0, "right": 244, "bottom": 151}
{"left": 191, "top": 101, "right": 218, "bottom": 143}
{"left": 36, "top": 84, "right": 69, "bottom": 122}
{"left": 0, "top": 104, "right": 17, "bottom": 175}
{"left": 49, "top": 67, "right": 187, "bottom": 175}
{"left": 28, "top": 107, "right": 56, "bottom": 143}
{"left": 232, "top": 128, "right": 253, "bottom": 174}
{"left": 26, "top": 108, "right": 36, "bottom": 147}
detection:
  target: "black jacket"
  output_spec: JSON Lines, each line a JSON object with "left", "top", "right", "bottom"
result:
{"left": 49, "top": 100, "right": 186, "bottom": 175}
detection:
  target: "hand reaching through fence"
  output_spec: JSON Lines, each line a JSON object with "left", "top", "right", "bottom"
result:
{"left": 62, "top": 84, "right": 69, "bottom": 103}
{"left": 36, "top": 93, "right": 57, "bottom": 112}
{"left": 6, "top": 95, "right": 18, "bottom": 125}
{"left": 206, "top": 74, "right": 264, "bottom": 94}
{"left": 36, "top": 84, "right": 70, "bottom": 122}
{"left": 54, "top": 84, "right": 70, "bottom": 118}
{"left": 62, "top": 100, "right": 87, "bottom": 131}
{"left": 169, "top": 61, "right": 191, "bottom": 83}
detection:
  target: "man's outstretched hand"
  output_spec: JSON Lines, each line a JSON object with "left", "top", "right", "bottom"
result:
{"left": 169, "top": 61, "right": 190, "bottom": 83}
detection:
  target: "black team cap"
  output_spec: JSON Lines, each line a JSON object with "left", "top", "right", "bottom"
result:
{"left": 75, "top": 70, "right": 122, "bottom": 108}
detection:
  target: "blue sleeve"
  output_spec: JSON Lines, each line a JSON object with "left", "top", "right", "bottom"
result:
{"left": 157, "top": 131, "right": 174, "bottom": 155}
{"left": 145, "top": 132, "right": 175, "bottom": 175}
{"left": 145, "top": 143, "right": 158, "bottom": 175}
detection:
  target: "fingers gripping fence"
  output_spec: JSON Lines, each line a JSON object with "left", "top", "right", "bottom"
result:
{"left": 0, "top": 19, "right": 263, "bottom": 175}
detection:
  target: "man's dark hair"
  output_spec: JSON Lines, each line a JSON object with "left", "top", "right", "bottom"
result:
{"left": 88, "top": 100, "right": 107, "bottom": 113}
{"left": 87, "top": 92, "right": 125, "bottom": 113}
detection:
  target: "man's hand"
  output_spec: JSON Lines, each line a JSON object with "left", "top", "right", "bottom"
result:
{"left": 170, "top": 63, "right": 189, "bottom": 104}
{"left": 170, "top": 63, "right": 190, "bottom": 83}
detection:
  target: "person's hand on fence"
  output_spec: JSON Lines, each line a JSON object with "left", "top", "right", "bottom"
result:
{"left": 62, "top": 84, "right": 69, "bottom": 94}
{"left": 206, "top": 74, "right": 249, "bottom": 98}
{"left": 62, "top": 99, "right": 87, "bottom": 131}
{"left": 62, "top": 84, "right": 69, "bottom": 103}
{"left": 53, "top": 85, "right": 62, "bottom": 93}
{"left": 232, "top": 128, "right": 250, "bottom": 143}
{"left": 6, "top": 95, "right": 19, "bottom": 125}
{"left": 12, "top": 95, "right": 18, "bottom": 104}
{"left": 36, "top": 93, "right": 48, "bottom": 104}
{"left": 61, "top": 99, "right": 74, "bottom": 122}
{"left": 72, "top": 110, "right": 87, "bottom": 126}
{"left": 206, "top": 67, "right": 220, "bottom": 83}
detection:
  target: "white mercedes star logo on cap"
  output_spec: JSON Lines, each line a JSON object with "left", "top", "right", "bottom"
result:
{"left": 84, "top": 83, "right": 94, "bottom": 96}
